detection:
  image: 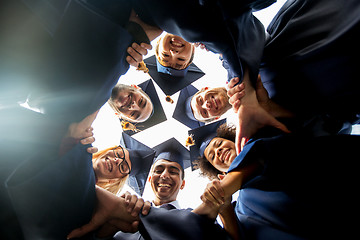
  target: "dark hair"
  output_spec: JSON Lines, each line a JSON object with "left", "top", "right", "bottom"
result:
{"left": 195, "top": 123, "right": 236, "bottom": 180}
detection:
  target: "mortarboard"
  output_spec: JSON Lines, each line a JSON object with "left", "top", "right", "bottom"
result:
{"left": 173, "top": 84, "right": 205, "bottom": 129}
{"left": 121, "top": 132, "right": 156, "bottom": 196}
{"left": 143, "top": 55, "right": 205, "bottom": 96}
{"left": 152, "top": 138, "right": 191, "bottom": 170}
{"left": 122, "top": 79, "right": 167, "bottom": 136}
{"left": 187, "top": 119, "right": 226, "bottom": 170}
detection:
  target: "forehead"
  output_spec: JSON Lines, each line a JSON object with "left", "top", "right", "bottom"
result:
{"left": 204, "top": 138, "right": 218, "bottom": 154}
{"left": 153, "top": 159, "right": 182, "bottom": 170}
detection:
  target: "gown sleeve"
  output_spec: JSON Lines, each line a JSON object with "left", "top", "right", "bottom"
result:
{"left": 5, "top": 143, "right": 96, "bottom": 240}
{"left": 138, "top": 207, "right": 232, "bottom": 240}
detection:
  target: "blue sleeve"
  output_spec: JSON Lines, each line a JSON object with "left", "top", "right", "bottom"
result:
{"left": 6, "top": 143, "right": 96, "bottom": 240}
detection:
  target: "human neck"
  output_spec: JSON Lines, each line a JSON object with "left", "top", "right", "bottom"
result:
{"left": 153, "top": 198, "right": 175, "bottom": 207}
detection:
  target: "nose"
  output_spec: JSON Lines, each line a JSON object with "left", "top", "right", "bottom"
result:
{"left": 203, "top": 100, "right": 212, "bottom": 110}
{"left": 160, "top": 169, "right": 170, "bottom": 179}
{"left": 128, "top": 101, "right": 140, "bottom": 111}
{"left": 215, "top": 147, "right": 222, "bottom": 158}
{"left": 170, "top": 49, "right": 178, "bottom": 54}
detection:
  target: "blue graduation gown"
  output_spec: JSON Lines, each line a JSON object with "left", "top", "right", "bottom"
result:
{"left": 260, "top": 0, "right": 360, "bottom": 124}
{"left": 1, "top": 0, "right": 134, "bottom": 126}
{"left": 137, "top": 207, "right": 231, "bottom": 240}
{"left": 228, "top": 131, "right": 360, "bottom": 239}
{"left": 131, "top": 0, "right": 274, "bottom": 83}
{"left": 5, "top": 143, "right": 96, "bottom": 240}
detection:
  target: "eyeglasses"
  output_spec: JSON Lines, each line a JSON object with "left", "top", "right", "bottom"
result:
{"left": 112, "top": 145, "right": 131, "bottom": 175}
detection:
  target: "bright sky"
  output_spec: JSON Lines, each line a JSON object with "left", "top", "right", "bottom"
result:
{"left": 91, "top": 0, "right": 359, "bottom": 209}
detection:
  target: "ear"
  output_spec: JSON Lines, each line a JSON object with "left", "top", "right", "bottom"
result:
{"left": 148, "top": 176, "right": 152, "bottom": 182}
{"left": 180, "top": 179, "right": 185, "bottom": 190}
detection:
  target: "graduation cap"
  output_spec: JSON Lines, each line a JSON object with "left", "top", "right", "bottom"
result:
{"left": 187, "top": 119, "right": 226, "bottom": 170}
{"left": 122, "top": 79, "right": 167, "bottom": 136}
{"left": 173, "top": 85, "right": 205, "bottom": 129}
{"left": 121, "top": 132, "right": 156, "bottom": 196}
{"left": 153, "top": 138, "right": 191, "bottom": 170}
{"left": 143, "top": 55, "right": 205, "bottom": 95}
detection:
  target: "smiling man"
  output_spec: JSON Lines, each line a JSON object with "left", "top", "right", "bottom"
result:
{"left": 189, "top": 87, "right": 232, "bottom": 122}
{"left": 108, "top": 83, "right": 154, "bottom": 123}
{"left": 155, "top": 33, "right": 195, "bottom": 72}
{"left": 149, "top": 138, "right": 188, "bottom": 207}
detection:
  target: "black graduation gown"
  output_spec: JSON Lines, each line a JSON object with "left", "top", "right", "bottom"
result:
{"left": 131, "top": 0, "right": 274, "bottom": 84}
{"left": 260, "top": 0, "right": 360, "bottom": 124}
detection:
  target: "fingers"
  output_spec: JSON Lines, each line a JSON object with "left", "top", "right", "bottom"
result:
{"left": 126, "top": 42, "right": 152, "bottom": 67}
{"left": 202, "top": 180, "right": 225, "bottom": 207}
{"left": 122, "top": 192, "right": 146, "bottom": 217}
{"left": 141, "top": 201, "right": 151, "bottom": 216}
{"left": 226, "top": 77, "right": 241, "bottom": 90}
{"left": 87, "top": 146, "right": 98, "bottom": 154}
{"left": 227, "top": 82, "right": 245, "bottom": 98}
{"left": 229, "top": 91, "right": 245, "bottom": 108}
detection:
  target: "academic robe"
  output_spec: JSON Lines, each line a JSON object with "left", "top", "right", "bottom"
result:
{"left": 228, "top": 127, "right": 360, "bottom": 239}
{"left": 260, "top": 0, "right": 360, "bottom": 125}
{"left": 131, "top": 0, "right": 275, "bottom": 84}
{"left": 0, "top": 0, "right": 134, "bottom": 126}
{"left": 0, "top": 1, "right": 136, "bottom": 238}
{"left": 113, "top": 200, "right": 232, "bottom": 240}
{"left": 5, "top": 142, "right": 96, "bottom": 240}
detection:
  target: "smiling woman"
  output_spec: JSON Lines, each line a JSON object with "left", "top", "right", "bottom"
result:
{"left": 92, "top": 145, "right": 132, "bottom": 195}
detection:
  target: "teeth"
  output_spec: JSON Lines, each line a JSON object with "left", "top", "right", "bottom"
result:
{"left": 107, "top": 159, "right": 112, "bottom": 172}
{"left": 158, "top": 183, "right": 171, "bottom": 188}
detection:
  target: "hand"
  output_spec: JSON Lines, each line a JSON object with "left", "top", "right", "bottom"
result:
{"left": 126, "top": 42, "right": 152, "bottom": 68}
{"left": 60, "top": 111, "right": 99, "bottom": 155}
{"left": 67, "top": 187, "right": 139, "bottom": 239}
{"left": 201, "top": 179, "right": 225, "bottom": 208}
{"left": 228, "top": 71, "right": 290, "bottom": 153}
{"left": 192, "top": 178, "right": 226, "bottom": 220}
{"left": 121, "top": 191, "right": 151, "bottom": 217}
{"left": 235, "top": 91, "right": 290, "bottom": 153}
{"left": 227, "top": 77, "right": 245, "bottom": 112}
{"left": 79, "top": 128, "right": 98, "bottom": 154}
{"left": 94, "top": 192, "right": 151, "bottom": 238}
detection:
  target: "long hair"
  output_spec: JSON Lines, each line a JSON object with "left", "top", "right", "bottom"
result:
{"left": 92, "top": 146, "right": 129, "bottom": 195}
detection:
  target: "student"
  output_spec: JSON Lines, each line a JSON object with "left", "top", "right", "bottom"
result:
{"left": 68, "top": 138, "right": 238, "bottom": 240}
{"left": 4, "top": 127, "right": 155, "bottom": 240}
{"left": 108, "top": 83, "right": 154, "bottom": 123}
{"left": 182, "top": 76, "right": 292, "bottom": 124}
{"left": 143, "top": 53, "right": 205, "bottom": 96}
{"left": 155, "top": 33, "right": 195, "bottom": 73}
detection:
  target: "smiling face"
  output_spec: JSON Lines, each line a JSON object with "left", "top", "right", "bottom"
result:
{"left": 110, "top": 84, "right": 153, "bottom": 123}
{"left": 156, "top": 33, "right": 194, "bottom": 70}
{"left": 93, "top": 146, "right": 132, "bottom": 182}
{"left": 149, "top": 159, "right": 185, "bottom": 206}
{"left": 190, "top": 87, "right": 231, "bottom": 121}
{"left": 203, "top": 137, "right": 237, "bottom": 172}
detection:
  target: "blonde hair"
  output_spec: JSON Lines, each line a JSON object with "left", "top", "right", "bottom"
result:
{"left": 92, "top": 146, "right": 129, "bottom": 195}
